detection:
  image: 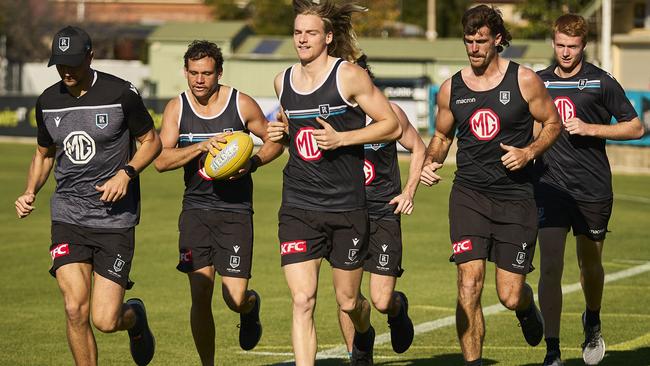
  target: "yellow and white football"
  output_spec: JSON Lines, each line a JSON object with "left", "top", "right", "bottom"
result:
{"left": 203, "top": 132, "right": 254, "bottom": 180}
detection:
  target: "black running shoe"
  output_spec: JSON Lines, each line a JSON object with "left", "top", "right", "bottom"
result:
{"left": 126, "top": 298, "right": 155, "bottom": 366}
{"left": 350, "top": 326, "right": 375, "bottom": 366}
{"left": 239, "top": 290, "right": 262, "bottom": 351}
{"left": 581, "top": 312, "right": 605, "bottom": 365}
{"left": 542, "top": 350, "right": 564, "bottom": 366}
{"left": 388, "top": 291, "right": 414, "bottom": 353}
{"left": 516, "top": 301, "right": 544, "bottom": 346}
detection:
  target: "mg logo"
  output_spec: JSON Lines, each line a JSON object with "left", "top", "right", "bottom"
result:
{"left": 554, "top": 96, "right": 576, "bottom": 123}
{"left": 295, "top": 127, "right": 321, "bottom": 161}
{"left": 63, "top": 131, "right": 96, "bottom": 164}
{"left": 363, "top": 159, "right": 375, "bottom": 185}
{"left": 469, "top": 109, "right": 500, "bottom": 141}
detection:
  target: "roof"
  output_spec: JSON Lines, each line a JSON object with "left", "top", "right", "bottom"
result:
{"left": 234, "top": 36, "right": 552, "bottom": 63}
{"left": 148, "top": 21, "right": 249, "bottom": 42}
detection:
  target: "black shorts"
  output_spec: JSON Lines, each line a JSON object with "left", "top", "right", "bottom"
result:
{"left": 177, "top": 209, "right": 253, "bottom": 279}
{"left": 449, "top": 184, "right": 537, "bottom": 274}
{"left": 49, "top": 221, "right": 135, "bottom": 289}
{"left": 536, "top": 183, "right": 612, "bottom": 242}
{"left": 278, "top": 206, "right": 369, "bottom": 270}
{"left": 363, "top": 218, "right": 404, "bottom": 277}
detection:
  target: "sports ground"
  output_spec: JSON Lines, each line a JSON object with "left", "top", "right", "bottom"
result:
{"left": 1, "top": 142, "right": 649, "bottom": 365}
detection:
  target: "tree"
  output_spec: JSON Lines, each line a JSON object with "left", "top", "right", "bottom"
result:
{"left": 512, "top": 0, "right": 593, "bottom": 39}
{"left": 437, "top": 0, "right": 472, "bottom": 38}
{"left": 0, "top": 0, "right": 53, "bottom": 62}
{"left": 250, "top": 0, "right": 294, "bottom": 36}
{"left": 206, "top": 0, "right": 251, "bottom": 20}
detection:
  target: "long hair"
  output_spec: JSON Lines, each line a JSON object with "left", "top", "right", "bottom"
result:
{"left": 293, "top": 0, "right": 366, "bottom": 62}
{"left": 462, "top": 5, "right": 512, "bottom": 53}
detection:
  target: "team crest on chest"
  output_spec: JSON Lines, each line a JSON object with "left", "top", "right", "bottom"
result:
{"left": 58, "top": 37, "right": 70, "bottom": 52}
{"left": 318, "top": 104, "right": 330, "bottom": 119}
{"left": 499, "top": 90, "right": 510, "bottom": 105}
{"left": 95, "top": 113, "right": 108, "bottom": 129}
{"left": 578, "top": 79, "right": 588, "bottom": 90}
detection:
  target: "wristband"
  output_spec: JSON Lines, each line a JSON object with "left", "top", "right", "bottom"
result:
{"left": 249, "top": 155, "right": 262, "bottom": 173}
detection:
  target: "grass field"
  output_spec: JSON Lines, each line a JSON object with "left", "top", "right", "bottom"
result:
{"left": 1, "top": 141, "right": 649, "bottom": 366}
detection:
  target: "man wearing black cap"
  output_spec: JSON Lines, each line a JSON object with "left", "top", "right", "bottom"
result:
{"left": 14, "top": 26, "right": 161, "bottom": 366}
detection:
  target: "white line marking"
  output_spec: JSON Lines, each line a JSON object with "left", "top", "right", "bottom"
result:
{"left": 273, "top": 261, "right": 650, "bottom": 362}
{"left": 616, "top": 194, "right": 650, "bottom": 204}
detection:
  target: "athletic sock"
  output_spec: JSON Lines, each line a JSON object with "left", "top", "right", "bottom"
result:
{"left": 354, "top": 327, "right": 374, "bottom": 352}
{"left": 465, "top": 358, "right": 482, "bottom": 366}
{"left": 545, "top": 337, "right": 560, "bottom": 354}
{"left": 585, "top": 307, "right": 601, "bottom": 327}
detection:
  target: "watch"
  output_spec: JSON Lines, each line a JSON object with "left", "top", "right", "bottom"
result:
{"left": 122, "top": 164, "right": 138, "bottom": 179}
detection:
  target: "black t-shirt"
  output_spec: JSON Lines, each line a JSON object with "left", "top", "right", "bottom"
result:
{"left": 450, "top": 61, "right": 535, "bottom": 199}
{"left": 280, "top": 58, "right": 366, "bottom": 211}
{"left": 176, "top": 87, "right": 252, "bottom": 213}
{"left": 36, "top": 70, "right": 154, "bottom": 228}
{"left": 536, "top": 62, "right": 638, "bottom": 201}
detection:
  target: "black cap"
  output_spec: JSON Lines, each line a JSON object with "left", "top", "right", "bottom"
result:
{"left": 48, "top": 26, "right": 92, "bottom": 67}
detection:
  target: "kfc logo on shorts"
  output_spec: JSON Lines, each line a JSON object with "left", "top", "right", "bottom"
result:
{"left": 469, "top": 109, "right": 500, "bottom": 141}
{"left": 295, "top": 127, "right": 322, "bottom": 161}
{"left": 452, "top": 239, "right": 473, "bottom": 255}
{"left": 281, "top": 240, "right": 307, "bottom": 255}
{"left": 554, "top": 96, "right": 576, "bottom": 123}
{"left": 179, "top": 248, "right": 192, "bottom": 263}
{"left": 363, "top": 159, "right": 375, "bottom": 185}
{"left": 50, "top": 243, "right": 70, "bottom": 260}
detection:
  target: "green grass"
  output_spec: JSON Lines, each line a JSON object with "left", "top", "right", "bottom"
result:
{"left": 1, "top": 142, "right": 649, "bottom": 365}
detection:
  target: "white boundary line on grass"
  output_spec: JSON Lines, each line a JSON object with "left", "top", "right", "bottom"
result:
{"left": 243, "top": 261, "right": 650, "bottom": 362}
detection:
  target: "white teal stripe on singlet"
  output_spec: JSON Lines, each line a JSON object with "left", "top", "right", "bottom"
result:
{"left": 285, "top": 105, "right": 348, "bottom": 119}
{"left": 544, "top": 80, "right": 601, "bottom": 89}
{"left": 178, "top": 132, "right": 219, "bottom": 143}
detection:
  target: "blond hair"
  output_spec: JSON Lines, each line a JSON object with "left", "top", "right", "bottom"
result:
{"left": 293, "top": 0, "right": 366, "bottom": 62}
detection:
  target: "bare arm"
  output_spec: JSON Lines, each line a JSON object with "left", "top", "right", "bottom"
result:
{"left": 154, "top": 98, "right": 228, "bottom": 172}
{"left": 228, "top": 92, "right": 284, "bottom": 179}
{"left": 267, "top": 72, "right": 290, "bottom": 145}
{"left": 420, "top": 79, "right": 455, "bottom": 186}
{"left": 15, "top": 144, "right": 55, "bottom": 218}
{"left": 500, "top": 67, "right": 561, "bottom": 171}
{"left": 95, "top": 126, "right": 162, "bottom": 203}
{"left": 388, "top": 103, "right": 426, "bottom": 215}
{"left": 564, "top": 116, "right": 644, "bottom": 140}
{"left": 313, "top": 63, "right": 401, "bottom": 149}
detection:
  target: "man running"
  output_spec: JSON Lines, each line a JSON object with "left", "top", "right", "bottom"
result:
{"left": 420, "top": 6, "right": 561, "bottom": 366}
{"left": 154, "top": 40, "right": 283, "bottom": 365}
{"left": 535, "top": 14, "right": 644, "bottom": 366}
{"left": 15, "top": 26, "right": 161, "bottom": 366}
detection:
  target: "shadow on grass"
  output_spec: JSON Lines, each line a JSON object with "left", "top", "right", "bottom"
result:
{"left": 266, "top": 355, "right": 499, "bottom": 366}
{"left": 521, "top": 347, "right": 650, "bottom": 366}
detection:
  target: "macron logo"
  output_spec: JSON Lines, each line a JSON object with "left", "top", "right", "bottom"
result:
{"left": 281, "top": 240, "right": 307, "bottom": 256}
{"left": 452, "top": 239, "right": 473, "bottom": 255}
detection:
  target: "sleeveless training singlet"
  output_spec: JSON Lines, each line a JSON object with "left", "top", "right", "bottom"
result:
{"left": 450, "top": 61, "right": 535, "bottom": 200}
{"left": 364, "top": 116, "right": 401, "bottom": 220}
{"left": 280, "top": 58, "right": 366, "bottom": 211}
{"left": 536, "top": 62, "right": 638, "bottom": 202}
{"left": 177, "top": 87, "right": 252, "bottom": 213}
